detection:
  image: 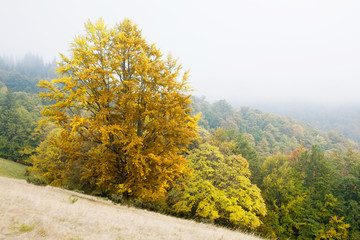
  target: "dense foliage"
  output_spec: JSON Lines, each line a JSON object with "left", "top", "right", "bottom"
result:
{"left": 260, "top": 147, "right": 354, "bottom": 239}
{"left": 192, "top": 97, "right": 359, "bottom": 156}
{"left": 169, "top": 142, "right": 266, "bottom": 229}
{"left": 31, "top": 19, "right": 199, "bottom": 201}
{"left": 0, "top": 88, "right": 42, "bottom": 162}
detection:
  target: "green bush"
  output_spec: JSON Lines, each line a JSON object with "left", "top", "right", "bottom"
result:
{"left": 26, "top": 176, "right": 47, "bottom": 186}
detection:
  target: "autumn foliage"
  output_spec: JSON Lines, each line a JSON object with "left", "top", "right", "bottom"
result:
{"left": 32, "top": 19, "right": 198, "bottom": 200}
{"left": 169, "top": 143, "right": 267, "bottom": 229}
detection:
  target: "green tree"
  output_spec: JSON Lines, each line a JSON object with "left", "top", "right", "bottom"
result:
{"left": 261, "top": 153, "right": 307, "bottom": 239}
{"left": 294, "top": 146, "right": 350, "bottom": 239}
{"left": 331, "top": 148, "right": 360, "bottom": 239}
{"left": 0, "top": 91, "right": 19, "bottom": 159}
{"left": 0, "top": 90, "right": 43, "bottom": 162}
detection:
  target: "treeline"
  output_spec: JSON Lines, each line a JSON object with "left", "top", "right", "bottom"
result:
{"left": 0, "top": 53, "right": 56, "bottom": 93}
{"left": 240, "top": 102, "right": 360, "bottom": 144}
{"left": 192, "top": 97, "right": 359, "bottom": 156}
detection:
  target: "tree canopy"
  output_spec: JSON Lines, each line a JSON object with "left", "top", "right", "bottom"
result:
{"left": 169, "top": 143, "right": 266, "bottom": 229}
{"left": 33, "top": 19, "right": 199, "bottom": 200}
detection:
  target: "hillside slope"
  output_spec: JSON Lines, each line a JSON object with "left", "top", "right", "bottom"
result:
{"left": 0, "top": 158, "right": 26, "bottom": 179}
{"left": 0, "top": 176, "right": 263, "bottom": 240}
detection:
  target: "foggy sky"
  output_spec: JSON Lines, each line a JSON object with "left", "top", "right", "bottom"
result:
{"left": 1, "top": 0, "right": 360, "bottom": 104}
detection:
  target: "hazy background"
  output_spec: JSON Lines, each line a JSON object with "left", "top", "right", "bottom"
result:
{"left": 1, "top": 0, "right": 359, "bottom": 104}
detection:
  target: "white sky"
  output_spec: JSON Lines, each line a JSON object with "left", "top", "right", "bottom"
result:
{"left": 1, "top": 0, "right": 360, "bottom": 104}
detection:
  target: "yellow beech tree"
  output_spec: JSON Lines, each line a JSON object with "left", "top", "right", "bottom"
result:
{"left": 36, "top": 19, "right": 199, "bottom": 200}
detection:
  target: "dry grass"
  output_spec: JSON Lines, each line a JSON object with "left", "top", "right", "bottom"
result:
{"left": 0, "top": 176, "right": 264, "bottom": 240}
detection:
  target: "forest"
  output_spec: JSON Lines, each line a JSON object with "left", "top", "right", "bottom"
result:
{"left": 237, "top": 101, "right": 360, "bottom": 144}
{"left": 1, "top": 19, "right": 360, "bottom": 240}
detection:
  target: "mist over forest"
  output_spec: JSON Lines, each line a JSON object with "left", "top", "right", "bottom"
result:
{"left": 230, "top": 101, "right": 360, "bottom": 144}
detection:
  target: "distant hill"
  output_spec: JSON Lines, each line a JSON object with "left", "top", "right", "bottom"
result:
{"left": 0, "top": 54, "right": 56, "bottom": 94}
{"left": 192, "top": 97, "right": 359, "bottom": 156}
{"left": 235, "top": 101, "right": 360, "bottom": 144}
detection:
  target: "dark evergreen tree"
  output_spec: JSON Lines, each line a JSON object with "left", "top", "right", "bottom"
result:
{"left": 0, "top": 91, "right": 22, "bottom": 160}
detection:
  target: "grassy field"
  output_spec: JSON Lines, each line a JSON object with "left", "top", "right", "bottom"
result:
{"left": 0, "top": 158, "right": 27, "bottom": 179}
{"left": 0, "top": 176, "right": 264, "bottom": 240}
